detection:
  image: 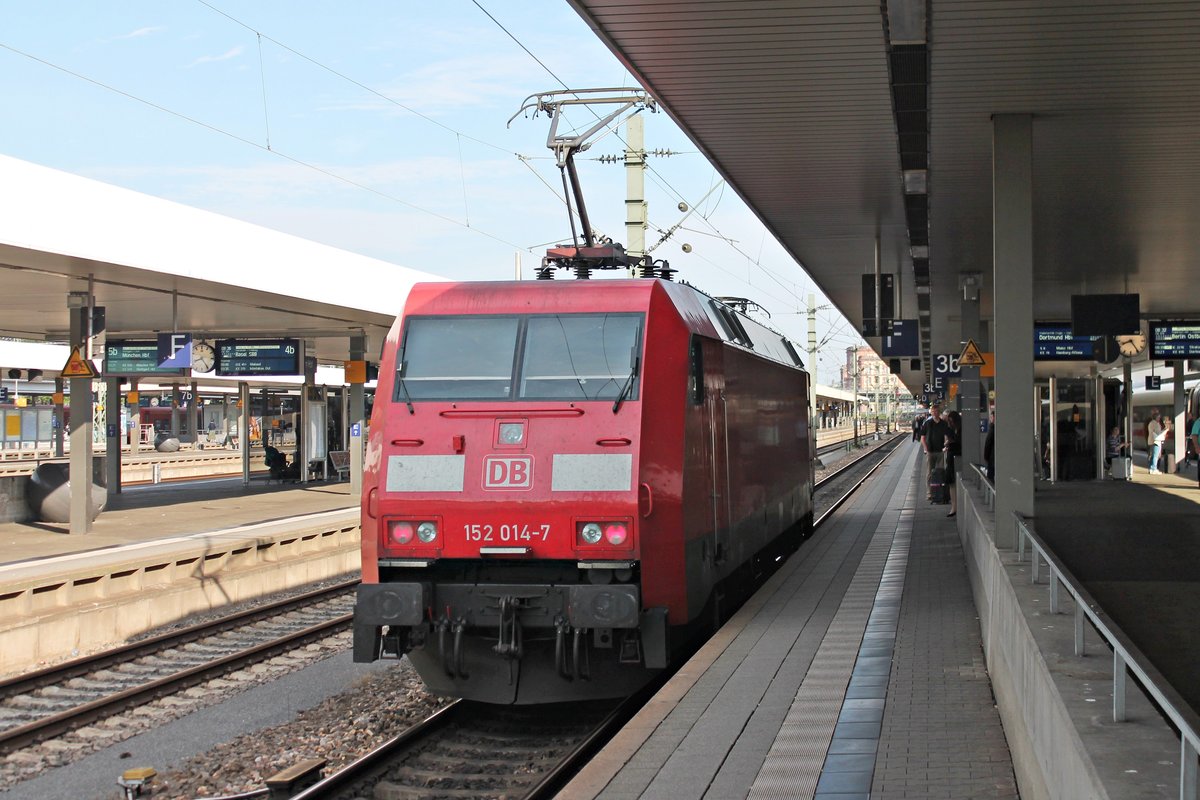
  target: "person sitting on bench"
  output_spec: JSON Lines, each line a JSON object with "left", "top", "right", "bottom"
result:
{"left": 264, "top": 445, "right": 300, "bottom": 481}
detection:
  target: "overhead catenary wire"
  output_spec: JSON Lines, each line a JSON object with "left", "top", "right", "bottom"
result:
{"left": 0, "top": 41, "right": 530, "bottom": 252}
{"left": 471, "top": 0, "right": 815, "bottom": 307}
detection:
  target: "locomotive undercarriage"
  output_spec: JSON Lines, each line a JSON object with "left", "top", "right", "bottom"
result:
{"left": 354, "top": 561, "right": 670, "bottom": 704}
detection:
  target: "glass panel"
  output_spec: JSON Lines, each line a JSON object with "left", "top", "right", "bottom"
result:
{"left": 399, "top": 317, "right": 519, "bottom": 400}
{"left": 521, "top": 314, "right": 642, "bottom": 400}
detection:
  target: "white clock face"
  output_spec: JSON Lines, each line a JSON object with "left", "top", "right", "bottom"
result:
{"left": 192, "top": 342, "right": 216, "bottom": 373}
{"left": 1117, "top": 334, "right": 1146, "bottom": 357}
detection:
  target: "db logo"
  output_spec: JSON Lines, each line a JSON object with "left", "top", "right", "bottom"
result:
{"left": 483, "top": 455, "right": 533, "bottom": 490}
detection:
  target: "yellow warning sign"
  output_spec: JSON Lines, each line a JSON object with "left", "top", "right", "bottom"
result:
{"left": 959, "top": 339, "right": 986, "bottom": 367}
{"left": 61, "top": 347, "right": 97, "bottom": 378}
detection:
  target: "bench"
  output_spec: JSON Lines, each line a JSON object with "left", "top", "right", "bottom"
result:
{"left": 328, "top": 450, "right": 351, "bottom": 481}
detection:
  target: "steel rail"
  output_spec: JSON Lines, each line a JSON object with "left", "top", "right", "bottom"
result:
{"left": 0, "top": 600, "right": 356, "bottom": 754}
{"left": 814, "top": 433, "right": 906, "bottom": 528}
{"left": 288, "top": 701, "right": 464, "bottom": 800}
{"left": 0, "top": 578, "right": 359, "bottom": 698}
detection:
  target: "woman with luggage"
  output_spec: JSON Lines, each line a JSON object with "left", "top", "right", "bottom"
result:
{"left": 944, "top": 410, "right": 962, "bottom": 518}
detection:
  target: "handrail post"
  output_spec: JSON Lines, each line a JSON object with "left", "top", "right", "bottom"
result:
{"left": 1018, "top": 524, "right": 1026, "bottom": 561}
{"left": 1032, "top": 546, "right": 1040, "bottom": 583}
{"left": 1182, "top": 737, "right": 1198, "bottom": 800}
{"left": 1074, "top": 601, "right": 1085, "bottom": 656}
{"left": 1049, "top": 569, "right": 1059, "bottom": 613}
{"left": 1114, "top": 650, "right": 1127, "bottom": 722}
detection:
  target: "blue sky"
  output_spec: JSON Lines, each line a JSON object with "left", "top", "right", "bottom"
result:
{"left": 0, "top": 1, "right": 865, "bottom": 385}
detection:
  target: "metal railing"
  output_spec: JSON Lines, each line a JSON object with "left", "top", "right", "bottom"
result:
{"left": 1001, "top": 508, "right": 1200, "bottom": 799}
{"left": 968, "top": 462, "right": 995, "bottom": 509}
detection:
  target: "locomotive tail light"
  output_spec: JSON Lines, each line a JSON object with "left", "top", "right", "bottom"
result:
{"left": 604, "top": 523, "right": 628, "bottom": 546}
{"left": 498, "top": 422, "right": 525, "bottom": 446}
{"left": 388, "top": 520, "right": 415, "bottom": 545}
{"left": 579, "top": 522, "right": 604, "bottom": 545}
{"left": 416, "top": 521, "right": 438, "bottom": 543}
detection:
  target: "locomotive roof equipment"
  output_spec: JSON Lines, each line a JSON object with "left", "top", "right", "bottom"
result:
{"left": 509, "top": 88, "right": 673, "bottom": 280}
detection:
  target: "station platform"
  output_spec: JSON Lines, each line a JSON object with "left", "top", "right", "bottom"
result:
{"left": 0, "top": 479, "right": 359, "bottom": 677}
{"left": 564, "top": 443, "right": 1200, "bottom": 800}
{"left": 564, "top": 442, "right": 1019, "bottom": 799}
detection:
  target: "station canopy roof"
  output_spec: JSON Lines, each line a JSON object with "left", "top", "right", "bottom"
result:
{"left": 567, "top": 0, "right": 1200, "bottom": 389}
{"left": 0, "top": 154, "right": 439, "bottom": 369}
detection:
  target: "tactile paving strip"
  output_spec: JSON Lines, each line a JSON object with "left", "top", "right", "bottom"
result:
{"left": 747, "top": 455, "right": 916, "bottom": 799}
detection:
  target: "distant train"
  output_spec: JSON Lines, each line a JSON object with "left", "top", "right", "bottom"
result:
{"left": 352, "top": 279, "right": 815, "bottom": 703}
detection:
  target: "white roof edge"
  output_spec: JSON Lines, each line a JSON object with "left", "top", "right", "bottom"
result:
{"left": 0, "top": 154, "right": 443, "bottom": 316}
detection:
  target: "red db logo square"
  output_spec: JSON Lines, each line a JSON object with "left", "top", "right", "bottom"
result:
{"left": 483, "top": 455, "right": 533, "bottom": 490}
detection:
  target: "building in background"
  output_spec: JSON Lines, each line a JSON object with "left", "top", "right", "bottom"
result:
{"left": 840, "top": 345, "right": 911, "bottom": 422}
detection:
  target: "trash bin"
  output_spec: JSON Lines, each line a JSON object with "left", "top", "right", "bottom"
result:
{"left": 26, "top": 461, "right": 107, "bottom": 523}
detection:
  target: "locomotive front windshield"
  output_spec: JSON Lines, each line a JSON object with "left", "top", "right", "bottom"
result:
{"left": 397, "top": 313, "right": 643, "bottom": 402}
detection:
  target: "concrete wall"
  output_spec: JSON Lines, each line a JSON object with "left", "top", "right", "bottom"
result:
{"left": 958, "top": 482, "right": 1180, "bottom": 800}
{"left": 0, "top": 509, "right": 360, "bottom": 676}
{"left": 0, "top": 476, "right": 27, "bottom": 523}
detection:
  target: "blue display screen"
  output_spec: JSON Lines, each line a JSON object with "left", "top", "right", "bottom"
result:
{"left": 104, "top": 340, "right": 188, "bottom": 376}
{"left": 1034, "top": 324, "right": 1099, "bottom": 361}
{"left": 1149, "top": 322, "right": 1200, "bottom": 359}
{"left": 216, "top": 339, "right": 302, "bottom": 376}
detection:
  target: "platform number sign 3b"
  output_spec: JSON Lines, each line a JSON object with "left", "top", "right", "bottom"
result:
{"left": 933, "top": 353, "right": 961, "bottom": 377}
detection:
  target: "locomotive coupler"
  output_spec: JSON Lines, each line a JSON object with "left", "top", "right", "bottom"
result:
{"left": 451, "top": 617, "right": 470, "bottom": 680}
{"left": 493, "top": 595, "right": 525, "bottom": 661}
{"left": 572, "top": 627, "right": 591, "bottom": 681}
{"left": 554, "top": 616, "right": 573, "bottom": 681}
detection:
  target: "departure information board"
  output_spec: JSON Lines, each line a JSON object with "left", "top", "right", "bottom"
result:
{"left": 104, "top": 340, "right": 188, "bottom": 376}
{"left": 216, "top": 339, "right": 302, "bottom": 376}
{"left": 1034, "top": 324, "right": 1099, "bottom": 361}
{"left": 1149, "top": 322, "right": 1200, "bottom": 360}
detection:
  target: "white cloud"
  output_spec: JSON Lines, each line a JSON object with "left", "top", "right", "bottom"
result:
{"left": 186, "top": 46, "right": 244, "bottom": 68}
{"left": 110, "top": 26, "right": 166, "bottom": 41}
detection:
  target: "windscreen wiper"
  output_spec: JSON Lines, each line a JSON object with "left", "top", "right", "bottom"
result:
{"left": 397, "top": 362, "right": 415, "bottom": 415}
{"left": 612, "top": 355, "right": 640, "bottom": 414}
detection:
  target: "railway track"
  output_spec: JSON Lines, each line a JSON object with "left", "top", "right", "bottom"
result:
{"left": 0, "top": 578, "right": 359, "bottom": 755}
{"left": 289, "top": 698, "right": 630, "bottom": 800}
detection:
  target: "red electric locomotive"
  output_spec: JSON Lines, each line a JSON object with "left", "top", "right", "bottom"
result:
{"left": 353, "top": 277, "right": 814, "bottom": 703}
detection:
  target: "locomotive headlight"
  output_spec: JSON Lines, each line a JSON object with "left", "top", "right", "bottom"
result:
{"left": 604, "top": 523, "right": 628, "bottom": 546}
{"left": 498, "top": 422, "right": 525, "bottom": 445}
{"left": 580, "top": 522, "right": 603, "bottom": 545}
{"left": 416, "top": 521, "right": 438, "bottom": 543}
{"left": 388, "top": 521, "right": 414, "bottom": 545}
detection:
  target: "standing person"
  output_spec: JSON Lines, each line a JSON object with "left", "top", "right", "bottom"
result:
{"left": 944, "top": 410, "right": 962, "bottom": 518}
{"left": 984, "top": 408, "right": 996, "bottom": 482}
{"left": 912, "top": 411, "right": 925, "bottom": 442}
{"left": 1146, "top": 408, "right": 1163, "bottom": 474}
{"left": 1190, "top": 414, "right": 1200, "bottom": 488}
{"left": 1184, "top": 414, "right": 1195, "bottom": 469}
{"left": 1147, "top": 410, "right": 1166, "bottom": 472}
{"left": 921, "top": 403, "right": 951, "bottom": 500}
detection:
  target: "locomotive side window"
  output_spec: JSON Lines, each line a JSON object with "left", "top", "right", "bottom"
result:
{"left": 689, "top": 335, "right": 705, "bottom": 404}
{"left": 520, "top": 314, "right": 643, "bottom": 401}
{"left": 398, "top": 317, "right": 519, "bottom": 400}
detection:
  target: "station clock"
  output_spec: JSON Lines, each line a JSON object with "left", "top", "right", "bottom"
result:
{"left": 1116, "top": 332, "right": 1147, "bottom": 358}
{"left": 191, "top": 341, "right": 217, "bottom": 373}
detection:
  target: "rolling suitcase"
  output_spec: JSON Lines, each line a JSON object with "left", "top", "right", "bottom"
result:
{"left": 928, "top": 454, "right": 949, "bottom": 504}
